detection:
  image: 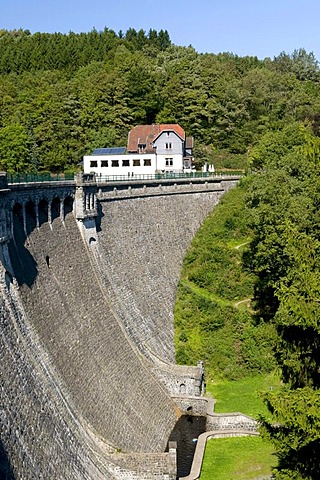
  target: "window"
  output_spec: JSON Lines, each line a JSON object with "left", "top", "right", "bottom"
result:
{"left": 111, "top": 160, "right": 119, "bottom": 167}
{"left": 144, "top": 159, "right": 152, "bottom": 166}
{"left": 101, "top": 160, "right": 108, "bottom": 167}
{"left": 165, "top": 142, "right": 172, "bottom": 149}
{"left": 122, "top": 159, "right": 130, "bottom": 167}
{"left": 133, "top": 159, "right": 140, "bottom": 167}
{"left": 138, "top": 143, "right": 146, "bottom": 152}
{"left": 165, "top": 158, "right": 173, "bottom": 166}
{"left": 90, "top": 160, "right": 98, "bottom": 168}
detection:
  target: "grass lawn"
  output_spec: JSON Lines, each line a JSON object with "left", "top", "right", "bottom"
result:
{"left": 197, "top": 374, "right": 280, "bottom": 479}
{"left": 206, "top": 373, "right": 281, "bottom": 419}
{"left": 200, "top": 436, "right": 276, "bottom": 480}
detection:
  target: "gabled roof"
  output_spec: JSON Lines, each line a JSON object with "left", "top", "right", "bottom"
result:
{"left": 127, "top": 124, "right": 185, "bottom": 153}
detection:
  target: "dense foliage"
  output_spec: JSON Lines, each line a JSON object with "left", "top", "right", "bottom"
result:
{"left": 174, "top": 182, "right": 276, "bottom": 380}
{"left": 245, "top": 126, "right": 320, "bottom": 479}
{"left": 1, "top": 28, "right": 320, "bottom": 173}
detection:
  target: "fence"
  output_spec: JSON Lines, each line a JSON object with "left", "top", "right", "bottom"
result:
{"left": 6, "top": 171, "right": 243, "bottom": 185}
{"left": 7, "top": 173, "right": 75, "bottom": 184}
{"left": 95, "top": 171, "right": 243, "bottom": 183}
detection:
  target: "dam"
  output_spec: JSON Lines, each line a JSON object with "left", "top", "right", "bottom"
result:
{"left": 0, "top": 172, "right": 239, "bottom": 479}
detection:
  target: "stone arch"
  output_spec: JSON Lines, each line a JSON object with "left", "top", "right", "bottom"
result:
{"left": 51, "top": 197, "right": 61, "bottom": 223}
{"left": 12, "top": 202, "right": 24, "bottom": 236}
{"left": 12, "top": 202, "right": 23, "bottom": 223}
{"left": 12, "top": 202, "right": 24, "bottom": 239}
{"left": 39, "top": 199, "right": 49, "bottom": 226}
{"left": 25, "top": 200, "right": 37, "bottom": 235}
{"left": 63, "top": 195, "right": 74, "bottom": 217}
{"left": 89, "top": 237, "right": 96, "bottom": 245}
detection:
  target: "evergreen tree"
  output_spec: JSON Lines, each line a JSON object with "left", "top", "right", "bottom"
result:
{"left": 245, "top": 128, "right": 320, "bottom": 479}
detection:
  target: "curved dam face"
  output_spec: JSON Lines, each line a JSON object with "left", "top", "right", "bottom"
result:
{"left": 97, "top": 190, "right": 226, "bottom": 363}
{"left": 8, "top": 208, "right": 176, "bottom": 453}
{"left": 0, "top": 176, "right": 238, "bottom": 479}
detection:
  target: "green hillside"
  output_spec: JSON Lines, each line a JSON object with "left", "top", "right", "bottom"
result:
{"left": 174, "top": 180, "right": 276, "bottom": 382}
{"left": 1, "top": 29, "right": 320, "bottom": 174}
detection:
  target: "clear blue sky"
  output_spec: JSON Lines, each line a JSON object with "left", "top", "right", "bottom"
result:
{"left": 1, "top": 0, "right": 320, "bottom": 61}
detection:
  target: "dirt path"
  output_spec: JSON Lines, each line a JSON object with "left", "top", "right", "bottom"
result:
{"left": 234, "top": 240, "right": 250, "bottom": 250}
{"left": 234, "top": 297, "right": 252, "bottom": 308}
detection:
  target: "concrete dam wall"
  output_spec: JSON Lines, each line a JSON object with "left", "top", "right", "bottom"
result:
{"left": 0, "top": 175, "right": 238, "bottom": 479}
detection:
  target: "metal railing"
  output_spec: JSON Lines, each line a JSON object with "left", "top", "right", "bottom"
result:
{"left": 7, "top": 173, "right": 75, "bottom": 184}
{"left": 95, "top": 171, "right": 243, "bottom": 183}
{"left": 6, "top": 170, "right": 243, "bottom": 185}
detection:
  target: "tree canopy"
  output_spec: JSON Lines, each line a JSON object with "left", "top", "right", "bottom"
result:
{"left": 0, "top": 29, "right": 320, "bottom": 173}
{"left": 245, "top": 126, "right": 320, "bottom": 479}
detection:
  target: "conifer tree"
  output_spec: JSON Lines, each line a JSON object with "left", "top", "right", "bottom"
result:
{"left": 245, "top": 128, "right": 320, "bottom": 479}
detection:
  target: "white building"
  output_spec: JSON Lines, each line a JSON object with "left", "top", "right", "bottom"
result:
{"left": 83, "top": 124, "right": 194, "bottom": 177}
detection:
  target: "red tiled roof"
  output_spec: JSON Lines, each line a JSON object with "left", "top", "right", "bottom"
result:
{"left": 127, "top": 124, "right": 185, "bottom": 152}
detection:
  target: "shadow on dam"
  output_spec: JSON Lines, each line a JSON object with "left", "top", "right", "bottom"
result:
{"left": 0, "top": 439, "right": 14, "bottom": 480}
{"left": 167, "top": 415, "right": 206, "bottom": 478}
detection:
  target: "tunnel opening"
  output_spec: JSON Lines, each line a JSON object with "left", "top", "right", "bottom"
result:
{"left": 166, "top": 415, "right": 206, "bottom": 478}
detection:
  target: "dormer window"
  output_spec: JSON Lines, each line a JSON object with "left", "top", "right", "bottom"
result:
{"left": 138, "top": 143, "right": 146, "bottom": 153}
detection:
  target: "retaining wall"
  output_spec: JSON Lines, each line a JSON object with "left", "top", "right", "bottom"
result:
{"left": 0, "top": 246, "right": 114, "bottom": 479}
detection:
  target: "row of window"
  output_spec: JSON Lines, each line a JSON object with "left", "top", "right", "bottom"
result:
{"left": 90, "top": 159, "right": 152, "bottom": 168}
{"left": 89, "top": 158, "right": 174, "bottom": 168}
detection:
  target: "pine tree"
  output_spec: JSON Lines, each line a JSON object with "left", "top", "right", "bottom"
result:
{"left": 245, "top": 130, "right": 320, "bottom": 479}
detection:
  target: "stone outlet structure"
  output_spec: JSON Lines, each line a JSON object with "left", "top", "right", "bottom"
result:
{"left": 0, "top": 172, "right": 239, "bottom": 479}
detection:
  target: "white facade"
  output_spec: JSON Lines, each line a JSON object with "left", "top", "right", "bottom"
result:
{"left": 83, "top": 153, "right": 157, "bottom": 177}
{"left": 156, "top": 154, "right": 184, "bottom": 172}
{"left": 153, "top": 131, "right": 184, "bottom": 172}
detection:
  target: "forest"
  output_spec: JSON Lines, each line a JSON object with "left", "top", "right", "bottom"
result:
{"left": 1, "top": 28, "right": 320, "bottom": 173}
{"left": 1, "top": 27, "right": 320, "bottom": 479}
{"left": 176, "top": 126, "right": 320, "bottom": 479}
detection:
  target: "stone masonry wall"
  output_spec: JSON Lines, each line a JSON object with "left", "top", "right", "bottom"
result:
{"left": 7, "top": 207, "right": 177, "bottom": 455}
{"left": 96, "top": 189, "right": 228, "bottom": 364}
{"left": 0, "top": 246, "right": 115, "bottom": 479}
{"left": 0, "top": 176, "right": 239, "bottom": 479}
{"left": 151, "top": 362, "right": 204, "bottom": 397}
{"left": 0, "top": 269, "right": 177, "bottom": 480}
